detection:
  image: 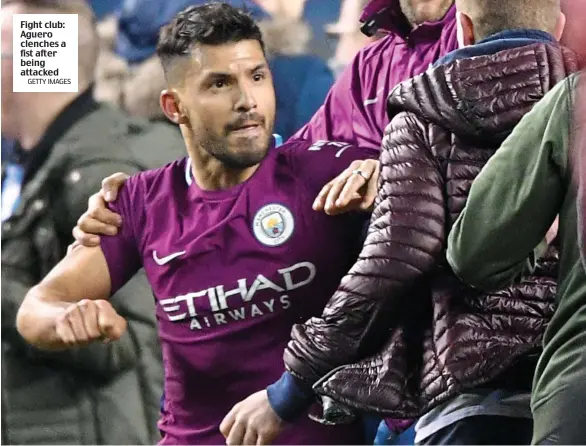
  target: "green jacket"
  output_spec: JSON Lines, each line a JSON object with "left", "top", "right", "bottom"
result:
{"left": 1, "top": 98, "right": 184, "bottom": 444}
{"left": 447, "top": 72, "right": 586, "bottom": 442}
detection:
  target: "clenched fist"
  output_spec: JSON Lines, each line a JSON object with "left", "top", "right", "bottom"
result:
{"left": 55, "top": 299, "right": 127, "bottom": 347}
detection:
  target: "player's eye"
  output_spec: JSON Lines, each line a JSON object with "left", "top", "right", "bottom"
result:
{"left": 213, "top": 80, "right": 227, "bottom": 89}
{"left": 252, "top": 72, "right": 265, "bottom": 82}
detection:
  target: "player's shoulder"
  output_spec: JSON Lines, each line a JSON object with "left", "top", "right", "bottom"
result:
{"left": 122, "top": 157, "right": 188, "bottom": 198}
{"left": 272, "top": 140, "right": 364, "bottom": 184}
{"left": 356, "top": 33, "right": 397, "bottom": 67}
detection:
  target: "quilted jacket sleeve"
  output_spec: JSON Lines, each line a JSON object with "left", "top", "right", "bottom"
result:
{"left": 283, "top": 112, "right": 446, "bottom": 385}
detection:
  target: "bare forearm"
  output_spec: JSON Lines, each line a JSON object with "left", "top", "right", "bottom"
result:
{"left": 13, "top": 275, "right": 150, "bottom": 376}
{"left": 16, "top": 286, "right": 72, "bottom": 351}
{"left": 15, "top": 244, "right": 127, "bottom": 364}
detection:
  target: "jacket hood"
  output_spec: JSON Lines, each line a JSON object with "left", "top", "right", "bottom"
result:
{"left": 387, "top": 43, "right": 579, "bottom": 144}
{"left": 360, "top": 0, "right": 454, "bottom": 37}
{"left": 360, "top": 0, "right": 409, "bottom": 36}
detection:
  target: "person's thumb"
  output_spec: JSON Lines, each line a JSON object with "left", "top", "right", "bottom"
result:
{"left": 66, "top": 241, "right": 82, "bottom": 256}
{"left": 101, "top": 172, "right": 130, "bottom": 202}
{"left": 95, "top": 300, "right": 127, "bottom": 341}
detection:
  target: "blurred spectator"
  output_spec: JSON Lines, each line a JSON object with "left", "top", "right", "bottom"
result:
{"left": 291, "top": 0, "right": 458, "bottom": 151}
{"left": 258, "top": 17, "right": 334, "bottom": 139}
{"left": 255, "top": 0, "right": 341, "bottom": 59}
{"left": 0, "top": 0, "right": 185, "bottom": 443}
{"left": 326, "top": 0, "right": 381, "bottom": 77}
{"left": 254, "top": 0, "right": 304, "bottom": 18}
{"left": 1, "top": 135, "right": 14, "bottom": 166}
{"left": 303, "top": 0, "right": 343, "bottom": 59}
{"left": 268, "top": 54, "right": 333, "bottom": 139}
{"left": 293, "top": 0, "right": 583, "bottom": 151}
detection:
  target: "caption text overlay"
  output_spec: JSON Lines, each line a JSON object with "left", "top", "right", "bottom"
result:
{"left": 13, "top": 14, "right": 78, "bottom": 93}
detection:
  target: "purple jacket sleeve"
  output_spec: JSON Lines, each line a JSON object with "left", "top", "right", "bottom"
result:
{"left": 290, "top": 61, "right": 358, "bottom": 146}
{"left": 289, "top": 37, "right": 395, "bottom": 152}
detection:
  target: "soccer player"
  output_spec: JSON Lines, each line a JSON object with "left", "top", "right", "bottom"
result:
{"left": 15, "top": 3, "right": 377, "bottom": 445}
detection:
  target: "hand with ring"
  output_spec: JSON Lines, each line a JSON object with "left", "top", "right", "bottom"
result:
{"left": 313, "top": 159, "right": 380, "bottom": 216}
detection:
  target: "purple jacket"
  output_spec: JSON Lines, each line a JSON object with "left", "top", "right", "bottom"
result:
{"left": 291, "top": 0, "right": 458, "bottom": 150}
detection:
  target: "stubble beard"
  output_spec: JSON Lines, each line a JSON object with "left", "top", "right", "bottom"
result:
{"left": 202, "top": 131, "right": 270, "bottom": 170}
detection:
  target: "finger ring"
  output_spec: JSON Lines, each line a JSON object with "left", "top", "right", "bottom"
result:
{"left": 351, "top": 169, "right": 369, "bottom": 180}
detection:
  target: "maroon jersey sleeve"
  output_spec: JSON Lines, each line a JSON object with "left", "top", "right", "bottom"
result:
{"left": 100, "top": 177, "right": 143, "bottom": 295}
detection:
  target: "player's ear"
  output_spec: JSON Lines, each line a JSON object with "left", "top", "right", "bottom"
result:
{"left": 160, "top": 89, "right": 189, "bottom": 125}
{"left": 553, "top": 11, "right": 566, "bottom": 41}
{"left": 456, "top": 11, "right": 475, "bottom": 47}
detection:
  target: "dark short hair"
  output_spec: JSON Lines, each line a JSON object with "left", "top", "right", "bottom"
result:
{"left": 156, "top": 2, "right": 265, "bottom": 80}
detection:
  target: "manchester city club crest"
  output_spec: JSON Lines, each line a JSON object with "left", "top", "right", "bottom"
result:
{"left": 252, "top": 203, "right": 294, "bottom": 247}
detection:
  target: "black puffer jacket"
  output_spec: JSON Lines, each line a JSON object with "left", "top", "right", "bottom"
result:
{"left": 284, "top": 43, "right": 578, "bottom": 421}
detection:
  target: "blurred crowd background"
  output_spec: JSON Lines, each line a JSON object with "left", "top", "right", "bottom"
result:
{"left": 91, "top": 0, "right": 380, "bottom": 140}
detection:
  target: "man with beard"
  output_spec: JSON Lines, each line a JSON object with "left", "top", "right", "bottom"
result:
{"left": 15, "top": 3, "right": 379, "bottom": 444}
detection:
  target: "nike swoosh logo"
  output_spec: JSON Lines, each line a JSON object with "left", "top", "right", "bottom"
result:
{"left": 153, "top": 250, "right": 186, "bottom": 266}
{"left": 363, "top": 87, "right": 385, "bottom": 107}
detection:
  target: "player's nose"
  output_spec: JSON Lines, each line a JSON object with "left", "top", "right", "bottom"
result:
{"left": 234, "top": 83, "right": 257, "bottom": 112}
